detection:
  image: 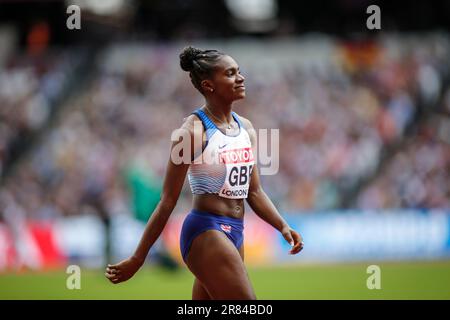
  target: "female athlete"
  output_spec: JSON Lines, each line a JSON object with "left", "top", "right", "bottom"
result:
{"left": 105, "top": 46, "right": 304, "bottom": 299}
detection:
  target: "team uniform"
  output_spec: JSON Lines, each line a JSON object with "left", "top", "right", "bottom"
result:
{"left": 180, "top": 108, "right": 254, "bottom": 262}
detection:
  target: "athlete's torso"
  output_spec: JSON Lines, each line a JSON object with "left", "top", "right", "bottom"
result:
{"left": 188, "top": 107, "right": 254, "bottom": 219}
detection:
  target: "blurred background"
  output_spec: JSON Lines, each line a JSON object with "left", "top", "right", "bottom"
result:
{"left": 0, "top": 0, "right": 450, "bottom": 299}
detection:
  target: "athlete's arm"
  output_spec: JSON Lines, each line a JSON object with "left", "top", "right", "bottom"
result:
{"left": 106, "top": 116, "right": 200, "bottom": 284}
{"left": 240, "top": 117, "right": 304, "bottom": 255}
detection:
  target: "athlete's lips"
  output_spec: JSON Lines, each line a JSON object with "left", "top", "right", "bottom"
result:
{"left": 235, "top": 85, "right": 245, "bottom": 90}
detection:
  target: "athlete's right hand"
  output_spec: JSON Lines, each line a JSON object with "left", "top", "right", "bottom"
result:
{"left": 105, "top": 256, "right": 143, "bottom": 284}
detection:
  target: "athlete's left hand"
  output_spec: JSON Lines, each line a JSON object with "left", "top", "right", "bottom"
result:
{"left": 281, "top": 226, "right": 304, "bottom": 255}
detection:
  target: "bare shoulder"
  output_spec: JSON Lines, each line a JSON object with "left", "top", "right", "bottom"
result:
{"left": 235, "top": 113, "right": 256, "bottom": 142}
{"left": 181, "top": 113, "right": 201, "bottom": 131}
{"left": 178, "top": 113, "right": 205, "bottom": 140}
{"left": 177, "top": 113, "right": 205, "bottom": 153}
{"left": 234, "top": 113, "right": 254, "bottom": 130}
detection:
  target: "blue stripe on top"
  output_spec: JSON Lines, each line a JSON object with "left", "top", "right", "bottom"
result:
{"left": 191, "top": 109, "right": 218, "bottom": 141}
{"left": 192, "top": 108, "right": 243, "bottom": 136}
{"left": 231, "top": 111, "right": 243, "bottom": 129}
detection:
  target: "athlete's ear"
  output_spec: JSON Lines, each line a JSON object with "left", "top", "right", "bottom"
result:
{"left": 201, "top": 79, "right": 214, "bottom": 93}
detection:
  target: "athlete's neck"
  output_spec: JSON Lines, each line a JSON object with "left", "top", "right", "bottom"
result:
{"left": 203, "top": 101, "right": 233, "bottom": 123}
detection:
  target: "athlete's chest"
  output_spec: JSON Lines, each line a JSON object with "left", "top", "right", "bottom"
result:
{"left": 205, "top": 131, "right": 253, "bottom": 163}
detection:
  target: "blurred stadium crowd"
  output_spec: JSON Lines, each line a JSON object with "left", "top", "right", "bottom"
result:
{"left": 0, "top": 49, "right": 84, "bottom": 175}
{"left": 357, "top": 114, "right": 450, "bottom": 209}
{"left": 1, "top": 34, "right": 449, "bottom": 225}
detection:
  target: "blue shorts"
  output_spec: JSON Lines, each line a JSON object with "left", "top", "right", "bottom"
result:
{"left": 180, "top": 209, "right": 244, "bottom": 263}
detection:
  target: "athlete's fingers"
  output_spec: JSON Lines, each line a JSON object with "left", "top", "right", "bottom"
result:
{"left": 105, "top": 268, "right": 115, "bottom": 275}
{"left": 282, "top": 229, "right": 294, "bottom": 247}
{"left": 288, "top": 230, "right": 304, "bottom": 254}
{"left": 105, "top": 272, "right": 118, "bottom": 280}
{"left": 289, "top": 243, "right": 299, "bottom": 254}
{"left": 291, "top": 230, "right": 302, "bottom": 244}
{"left": 106, "top": 267, "right": 121, "bottom": 275}
{"left": 108, "top": 265, "right": 121, "bottom": 273}
{"left": 106, "top": 272, "right": 122, "bottom": 284}
{"left": 290, "top": 241, "right": 304, "bottom": 255}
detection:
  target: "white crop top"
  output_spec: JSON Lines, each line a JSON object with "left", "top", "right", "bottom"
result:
{"left": 187, "top": 108, "right": 254, "bottom": 199}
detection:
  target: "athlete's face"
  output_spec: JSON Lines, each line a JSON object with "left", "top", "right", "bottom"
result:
{"left": 208, "top": 55, "right": 246, "bottom": 102}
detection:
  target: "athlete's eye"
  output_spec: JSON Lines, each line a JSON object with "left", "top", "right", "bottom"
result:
{"left": 227, "top": 68, "right": 240, "bottom": 77}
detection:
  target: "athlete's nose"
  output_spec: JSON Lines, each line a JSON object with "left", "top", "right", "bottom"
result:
{"left": 236, "top": 72, "right": 245, "bottom": 83}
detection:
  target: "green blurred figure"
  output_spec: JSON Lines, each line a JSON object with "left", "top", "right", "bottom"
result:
{"left": 125, "top": 161, "right": 178, "bottom": 271}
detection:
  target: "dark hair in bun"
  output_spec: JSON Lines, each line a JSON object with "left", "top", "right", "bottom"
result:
{"left": 179, "top": 46, "right": 225, "bottom": 92}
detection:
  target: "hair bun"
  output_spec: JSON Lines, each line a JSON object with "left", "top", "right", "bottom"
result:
{"left": 179, "top": 46, "right": 203, "bottom": 72}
